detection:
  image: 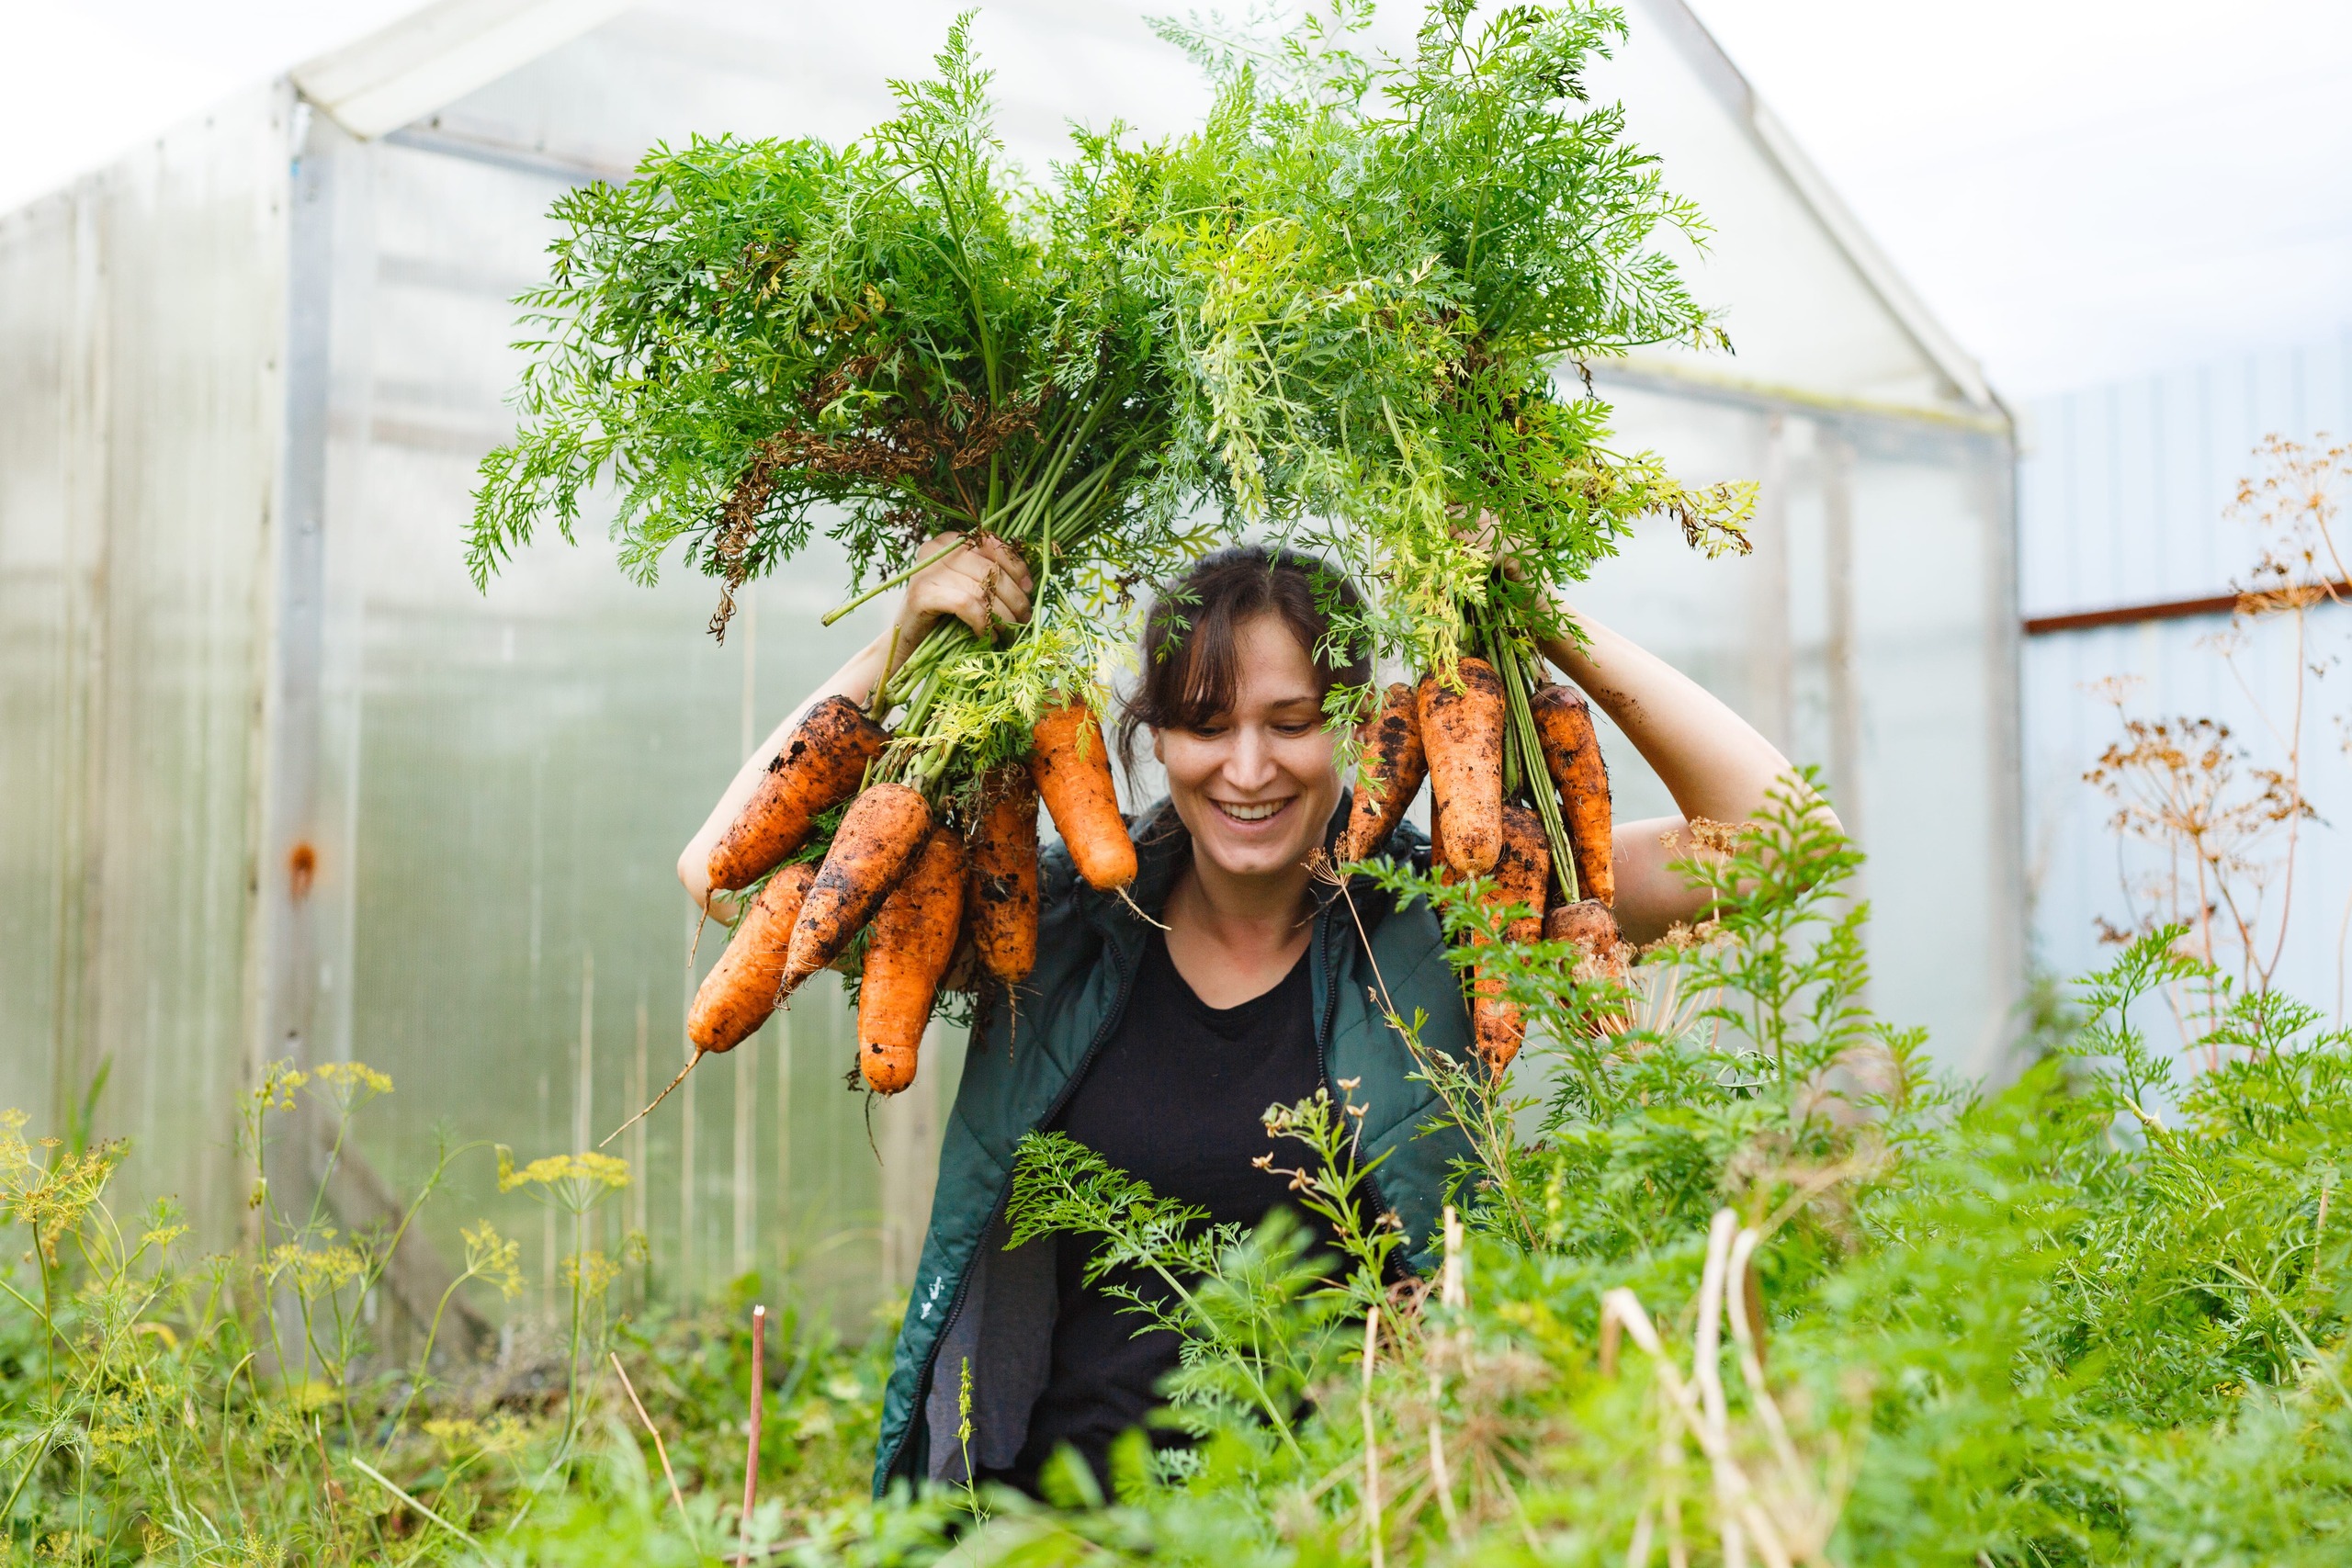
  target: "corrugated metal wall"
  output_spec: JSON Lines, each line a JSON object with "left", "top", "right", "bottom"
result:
{"left": 2022, "top": 329, "right": 2352, "bottom": 1012}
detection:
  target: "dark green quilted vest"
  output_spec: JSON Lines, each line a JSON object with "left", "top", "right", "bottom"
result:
{"left": 871, "top": 797, "right": 1477, "bottom": 1494}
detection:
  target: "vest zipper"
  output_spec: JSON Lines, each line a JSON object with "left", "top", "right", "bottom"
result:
{"left": 1320, "top": 880, "right": 1413, "bottom": 1281}
{"left": 882, "top": 914, "right": 1142, "bottom": 1486}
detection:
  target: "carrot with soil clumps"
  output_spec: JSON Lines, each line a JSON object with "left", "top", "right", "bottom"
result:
{"left": 1529, "top": 682, "right": 1613, "bottom": 906}
{"left": 1472, "top": 804, "right": 1549, "bottom": 1071}
{"left": 1027, "top": 699, "right": 1136, "bottom": 892}
{"left": 1340, "top": 682, "right": 1427, "bottom": 862}
{"left": 1418, "top": 658, "right": 1505, "bottom": 879}
{"left": 707, "top": 695, "right": 889, "bottom": 891}
{"left": 781, "top": 783, "right": 933, "bottom": 994}
{"left": 967, "top": 764, "right": 1040, "bottom": 986}
{"left": 857, "top": 828, "right": 967, "bottom": 1093}
{"left": 687, "top": 863, "right": 816, "bottom": 1055}
{"left": 1544, "top": 897, "right": 1625, "bottom": 973}
{"left": 1545, "top": 897, "right": 1630, "bottom": 1036}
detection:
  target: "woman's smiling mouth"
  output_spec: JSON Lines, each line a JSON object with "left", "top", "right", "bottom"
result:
{"left": 1212, "top": 797, "right": 1293, "bottom": 824}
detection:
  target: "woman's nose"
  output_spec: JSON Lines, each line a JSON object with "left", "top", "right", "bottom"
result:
{"left": 1223, "top": 726, "right": 1279, "bottom": 790}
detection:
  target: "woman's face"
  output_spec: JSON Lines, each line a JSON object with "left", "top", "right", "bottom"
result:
{"left": 1153, "top": 612, "right": 1341, "bottom": 883}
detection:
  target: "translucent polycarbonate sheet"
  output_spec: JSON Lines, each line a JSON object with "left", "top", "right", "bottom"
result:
{"left": 0, "top": 86, "right": 290, "bottom": 1245}
{"left": 0, "top": 193, "right": 88, "bottom": 1142}
{"left": 1581, "top": 376, "right": 2020, "bottom": 1074}
{"left": 289, "top": 130, "right": 947, "bottom": 1325}
{"left": 1590, "top": 6, "right": 1959, "bottom": 412}
{"left": 2020, "top": 332, "right": 2352, "bottom": 1013}
{"left": 427, "top": 0, "right": 1977, "bottom": 412}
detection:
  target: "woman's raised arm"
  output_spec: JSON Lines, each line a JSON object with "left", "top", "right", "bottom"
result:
{"left": 676, "top": 533, "right": 1033, "bottom": 915}
{"left": 1538, "top": 609, "right": 1838, "bottom": 944}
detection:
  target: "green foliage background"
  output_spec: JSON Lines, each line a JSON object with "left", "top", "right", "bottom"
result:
{"left": 7, "top": 780, "right": 2348, "bottom": 1563}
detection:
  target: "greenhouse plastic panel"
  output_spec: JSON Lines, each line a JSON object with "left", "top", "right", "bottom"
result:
{"left": 0, "top": 86, "right": 290, "bottom": 1246}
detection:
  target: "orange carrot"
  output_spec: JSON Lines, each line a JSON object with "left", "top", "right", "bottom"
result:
{"left": 780, "top": 783, "right": 933, "bottom": 993}
{"left": 1472, "top": 805, "right": 1549, "bottom": 1071}
{"left": 707, "top": 695, "right": 888, "bottom": 891}
{"left": 1530, "top": 682, "right": 1614, "bottom": 907}
{"left": 966, "top": 765, "right": 1039, "bottom": 986}
{"left": 1340, "top": 682, "right": 1428, "bottom": 862}
{"left": 1544, "top": 897, "right": 1624, "bottom": 970}
{"left": 687, "top": 863, "right": 815, "bottom": 1055}
{"left": 1027, "top": 699, "right": 1136, "bottom": 892}
{"left": 857, "top": 828, "right": 967, "bottom": 1093}
{"left": 1417, "top": 658, "right": 1504, "bottom": 878}
{"left": 1545, "top": 897, "right": 1629, "bottom": 1035}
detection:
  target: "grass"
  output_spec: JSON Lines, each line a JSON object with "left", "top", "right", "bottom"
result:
{"left": 0, "top": 1074, "right": 884, "bottom": 1564}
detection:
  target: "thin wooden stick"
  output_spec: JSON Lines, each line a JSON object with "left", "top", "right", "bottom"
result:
{"left": 611, "top": 1352, "right": 694, "bottom": 1546}
{"left": 602, "top": 1053, "right": 700, "bottom": 1148}
{"left": 1362, "top": 1304, "right": 1385, "bottom": 1568}
{"left": 739, "top": 1304, "right": 767, "bottom": 1567}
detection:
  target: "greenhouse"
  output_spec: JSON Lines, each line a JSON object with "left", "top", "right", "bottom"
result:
{"left": 19, "top": 2, "right": 2352, "bottom": 1564}
{"left": 0, "top": 0, "right": 2015, "bottom": 1330}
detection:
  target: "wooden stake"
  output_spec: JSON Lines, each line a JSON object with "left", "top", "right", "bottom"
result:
{"left": 739, "top": 1303, "right": 766, "bottom": 1567}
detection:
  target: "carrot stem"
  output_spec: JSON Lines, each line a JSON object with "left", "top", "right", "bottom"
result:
{"left": 1488, "top": 620, "right": 1577, "bottom": 901}
{"left": 821, "top": 537, "right": 969, "bottom": 627}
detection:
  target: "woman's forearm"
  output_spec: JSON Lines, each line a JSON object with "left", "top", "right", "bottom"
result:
{"left": 1539, "top": 614, "right": 1799, "bottom": 827}
{"left": 1538, "top": 609, "right": 1834, "bottom": 941}
{"left": 676, "top": 531, "right": 1037, "bottom": 916}
{"left": 675, "top": 634, "right": 890, "bottom": 914}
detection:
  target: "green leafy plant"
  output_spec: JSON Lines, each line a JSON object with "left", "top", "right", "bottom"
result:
{"left": 470, "top": 20, "right": 1216, "bottom": 811}
{"left": 1141, "top": 0, "right": 1756, "bottom": 886}
{"left": 0, "top": 1068, "right": 883, "bottom": 1564}
{"left": 953, "top": 773, "right": 2352, "bottom": 1566}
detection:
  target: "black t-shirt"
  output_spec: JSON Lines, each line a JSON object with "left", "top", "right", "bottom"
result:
{"left": 985, "top": 930, "right": 1328, "bottom": 1495}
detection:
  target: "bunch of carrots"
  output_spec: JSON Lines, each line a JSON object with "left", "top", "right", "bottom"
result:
{"left": 481, "top": 5, "right": 1763, "bottom": 1115}
{"left": 1338, "top": 624, "right": 1622, "bottom": 1074}
{"left": 682, "top": 687, "right": 1135, "bottom": 1094}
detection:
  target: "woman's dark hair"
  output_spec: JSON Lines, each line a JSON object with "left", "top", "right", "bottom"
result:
{"left": 1116, "top": 544, "right": 1373, "bottom": 773}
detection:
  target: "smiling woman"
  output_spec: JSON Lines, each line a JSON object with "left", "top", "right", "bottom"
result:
{"left": 1120, "top": 547, "right": 1368, "bottom": 1006}
{"left": 685, "top": 536, "right": 1820, "bottom": 1496}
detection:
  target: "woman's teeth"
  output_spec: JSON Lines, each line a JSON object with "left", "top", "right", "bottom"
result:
{"left": 1216, "top": 799, "right": 1289, "bottom": 822}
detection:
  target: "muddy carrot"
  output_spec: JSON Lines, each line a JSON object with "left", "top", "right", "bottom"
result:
{"left": 686, "top": 863, "right": 815, "bottom": 1055}
{"left": 1472, "top": 805, "right": 1549, "bottom": 1071}
{"left": 857, "top": 828, "right": 967, "bottom": 1094}
{"left": 1543, "top": 893, "right": 1618, "bottom": 959}
{"left": 1341, "top": 682, "right": 1428, "bottom": 862}
{"left": 707, "top": 695, "right": 889, "bottom": 891}
{"left": 967, "top": 765, "right": 1040, "bottom": 986}
{"left": 1530, "top": 682, "right": 1614, "bottom": 907}
{"left": 1428, "top": 803, "right": 1452, "bottom": 888}
{"left": 1028, "top": 699, "right": 1136, "bottom": 892}
{"left": 1546, "top": 897, "right": 1629, "bottom": 1035}
{"left": 1418, "top": 658, "right": 1504, "bottom": 878}
{"left": 780, "top": 783, "right": 933, "bottom": 993}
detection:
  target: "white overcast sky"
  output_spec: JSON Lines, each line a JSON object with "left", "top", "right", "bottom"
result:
{"left": 1, "top": 1, "right": 2346, "bottom": 399}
